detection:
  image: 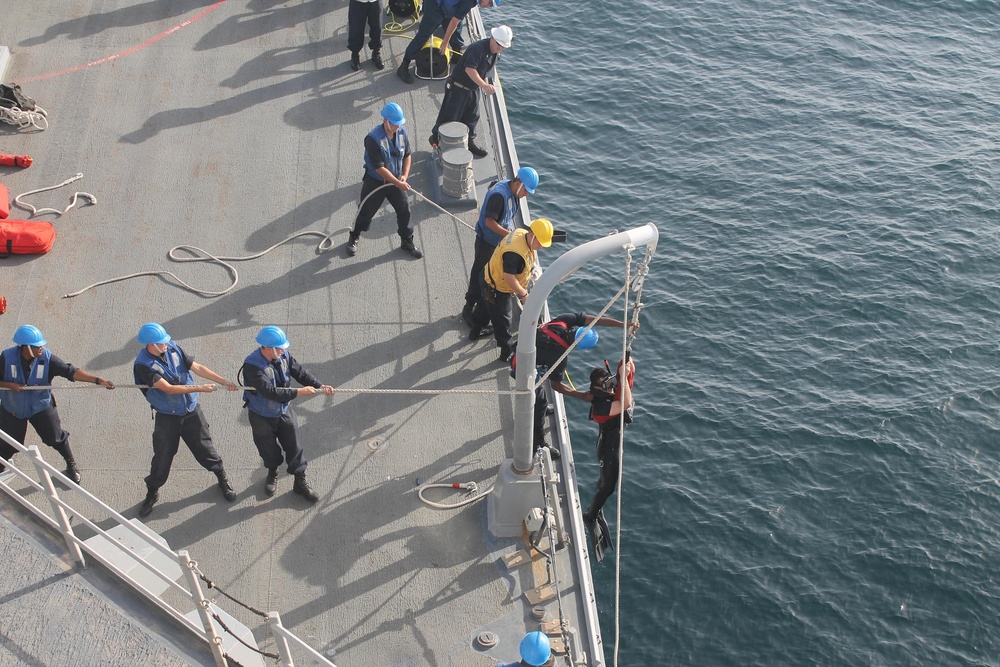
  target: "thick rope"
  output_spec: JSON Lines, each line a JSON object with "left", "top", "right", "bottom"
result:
{"left": 0, "top": 383, "right": 533, "bottom": 395}
{"left": 0, "top": 105, "right": 48, "bottom": 130}
{"left": 612, "top": 247, "right": 633, "bottom": 667}
{"left": 63, "top": 230, "right": 336, "bottom": 299}
{"left": 14, "top": 173, "right": 96, "bottom": 217}
{"left": 410, "top": 189, "right": 476, "bottom": 232}
{"left": 61, "top": 182, "right": 478, "bottom": 300}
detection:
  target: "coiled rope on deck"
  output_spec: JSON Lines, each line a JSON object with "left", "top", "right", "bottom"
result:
{"left": 0, "top": 104, "right": 48, "bottom": 130}
{"left": 61, "top": 182, "right": 477, "bottom": 300}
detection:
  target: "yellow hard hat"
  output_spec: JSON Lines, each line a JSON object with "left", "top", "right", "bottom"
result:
{"left": 529, "top": 218, "right": 553, "bottom": 247}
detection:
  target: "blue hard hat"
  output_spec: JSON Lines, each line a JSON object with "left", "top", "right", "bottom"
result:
{"left": 13, "top": 325, "right": 46, "bottom": 347}
{"left": 493, "top": 0, "right": 503, "bottom": 6}
{"left": 516, "top": 166, "right": 538, "bottom": 194}
{"left": 381, "top": 102, "right": 406, "bottom": 126}
{"left": 137, "top": 322, "right": 170, "bottom": 345}
{"left": 519, "top": 631, "right": 551, "bottom": 666}
{"left": 256, "top": 325, "right": 290, "bottom": 349}
{"left": 574, "top": 327, "right": 599, "bottom": 350}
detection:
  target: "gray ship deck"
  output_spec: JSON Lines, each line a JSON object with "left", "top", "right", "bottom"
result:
{"left": 0, "top": 2, "right": 597, "bottom": 666}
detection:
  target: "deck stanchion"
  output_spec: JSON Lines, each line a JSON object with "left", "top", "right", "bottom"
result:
{"left": 268, "top": 612, "right": 295, "bottom": 667}
{"left": 179, "top": 550, "right": 229, "bottom": 667}
{"left": 29, "top": 445, "right": 85, "bottom": 566}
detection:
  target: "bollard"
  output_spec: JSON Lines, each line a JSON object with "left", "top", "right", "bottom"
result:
{"left": 441, "top": 148, "right": 474, "bottom": 198}
{"left": 438, "top": 121, "right": 468, "bottom": 155}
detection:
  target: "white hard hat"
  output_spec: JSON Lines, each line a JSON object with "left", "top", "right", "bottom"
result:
{"left": 491, "top": 25, "right": 513, "bottom": 48}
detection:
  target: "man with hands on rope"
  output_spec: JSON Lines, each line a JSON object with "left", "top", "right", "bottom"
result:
{"left": 583, "top": 352, "right": 636, "bottom": 563}
{"left": 525, "top": 313, "right": 634, "bottom": 460}
{"left": 347, "top": 102, "right": 422, "bottom": 259}
{"left": 133, "top": 322, "right": 239, "bottom": 518}
{"left": 468, "top": 217, "right": 553, "bottom": 363}
{"left": 0, "top": 324, "right": 114, "bottom": 484}
{"left": 241, "top": 326, "right": 334, "bottom": 503}
{"left": 462, "top": 166, "right": 539, "bottom": 331}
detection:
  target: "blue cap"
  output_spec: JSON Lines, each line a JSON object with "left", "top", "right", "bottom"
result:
{"left": 381, "top": 102, "right": 406, "bottom": 125}
{"left": 256, "top": 325, "right": 290, "bottom": 349}
{"left": 574, "top": 327, "right": 599, "bottom": 350}
{"left": 519, "top": 631, "right": 551, "bottom": 666}
{"left": 516, "top": 166, "right": 538, "bottom": 193}
{"left": 137, "top": 322, "right": 170, "bottom": 345}
{"left": 13, "top": 325, "right": 46, "bottom": 347}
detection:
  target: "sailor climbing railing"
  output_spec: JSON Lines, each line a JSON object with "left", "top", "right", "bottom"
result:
{"left": 0, "top": 428, "right": 336, "bottom": 667}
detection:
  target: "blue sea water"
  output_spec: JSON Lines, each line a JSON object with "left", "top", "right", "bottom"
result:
{"left": 501, "top": 1, "right": 1000, "bottom": 664}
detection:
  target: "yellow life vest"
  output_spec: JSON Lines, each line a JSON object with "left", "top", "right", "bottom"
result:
{"left": 484, "top": 228, "right": 535, "bottom": 293}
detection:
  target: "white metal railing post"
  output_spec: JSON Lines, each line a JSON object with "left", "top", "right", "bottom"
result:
{"left": 269, "top": 611, "right": 296, "bottom": 667}
{"left": 178, "top": 550, "right": 228, "bottom": 667}
{"left": 27, "top": 445, "right": 85, "bottom": 566}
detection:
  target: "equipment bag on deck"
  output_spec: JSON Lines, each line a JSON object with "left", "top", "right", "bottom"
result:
{"left": 0, "top": 183, "right": 9, "bottom": 219}
{"left": 0, "top": 83, "right": 36, "bottom": 112}
{"left": 0, "top": 219, "right": 55, "bottom": 256}
{"left": 387, "top": 0, "right": 418, "bottom": 17}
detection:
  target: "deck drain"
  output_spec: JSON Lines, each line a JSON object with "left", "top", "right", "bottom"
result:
{"left": 366, "top": 439, "right": 383, "bottom": 451}
{"left": 476, "top": 631, "right": 498, "bottom": 649}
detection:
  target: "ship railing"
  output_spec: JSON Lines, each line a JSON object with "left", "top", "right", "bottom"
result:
{"left": 0, "top": 428, "right": 336, "bottom": 667}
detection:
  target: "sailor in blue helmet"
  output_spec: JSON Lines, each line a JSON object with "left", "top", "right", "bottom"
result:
{"left": 240, "top": 326, "right": 335, "bottom": 502}
{"left": 517, "top": 313, "right": 633, "bottom": 461}
{"left": 395, "top": 0, "right": 500, "bottom": 85}
{"left": 346, "top": 102, "right": 423, "bottom": 259}
{"left": 0, "top": 325, "right": 114, "bottom": 483}
{"left": 133, "top": 323, "right": 239, "bottom": 518}
{"left": 497, "top": 630, "right": 551, "bottom": 666}
{"left": 428, "top": 25, "right": 513, "bottom": 158}
{"left": 462, "top": 166, "right": 538, "bottom": 332}
{"left": 583, "top": 353, "right": 636, "bottom": 563}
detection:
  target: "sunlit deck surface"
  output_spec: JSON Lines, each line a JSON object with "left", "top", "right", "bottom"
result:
{"left": 0, "top": 2, "right": 595, "bottom": 666}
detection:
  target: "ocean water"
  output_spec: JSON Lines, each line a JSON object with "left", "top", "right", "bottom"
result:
{"left": 500, "top": 1, "right": 1000, "bottom": 664}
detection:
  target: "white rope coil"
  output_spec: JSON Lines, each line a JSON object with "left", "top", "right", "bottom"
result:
{"left": 62, "top": 182, "right": 478, "bottom": 300}
{"left": 0, "top": 105, "right": 48, "bottom": 130}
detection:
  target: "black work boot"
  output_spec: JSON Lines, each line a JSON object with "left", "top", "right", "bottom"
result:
{"left": 216, "top": 470, "right": 237, "bottom": 502}
{"left": 293, "top": 472, "right": 319, "bottom": 503}
{"left": 397, "top": 60, "right": 414, "bottom": 84}
{"left": 139, "top": 486, "right": 159, "bottom": 518}
{"left": 468, "top": 325, "right": 494, "bottom": 340}
{"left": 264, "top": 468, "right": 279, "bottom": 497}
{"left": 350, "top": 52, "right": 361, "bottom": 71}
{"left": 372, "top": 50, "right": 385, "bottom": 70}
{"left": 63, "top": 457, "right": 81, "bottom": 484}
{"left": 346, "top": 234, "right": 360, "bottom": 257}
{"left": 467, "top": 139, "right": 488, "bottom": 158}
{"left": 400, "top": 236, "right": 423, "bottom": 258}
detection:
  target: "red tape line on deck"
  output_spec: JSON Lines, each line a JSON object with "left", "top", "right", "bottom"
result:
{"left": 20, "top": 0, "right": 230, "bottom": 83}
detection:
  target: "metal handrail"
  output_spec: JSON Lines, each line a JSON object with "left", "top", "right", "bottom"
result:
{"left": 0, "top": 428, "right": 337, "bottom": 667}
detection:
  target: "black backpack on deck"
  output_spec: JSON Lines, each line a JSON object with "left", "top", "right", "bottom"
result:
{"left": 388, "top": 0, "right": 419, "bottom": 17}
{"left": 0, "top": 83, "right": 35, "bottom": 111}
